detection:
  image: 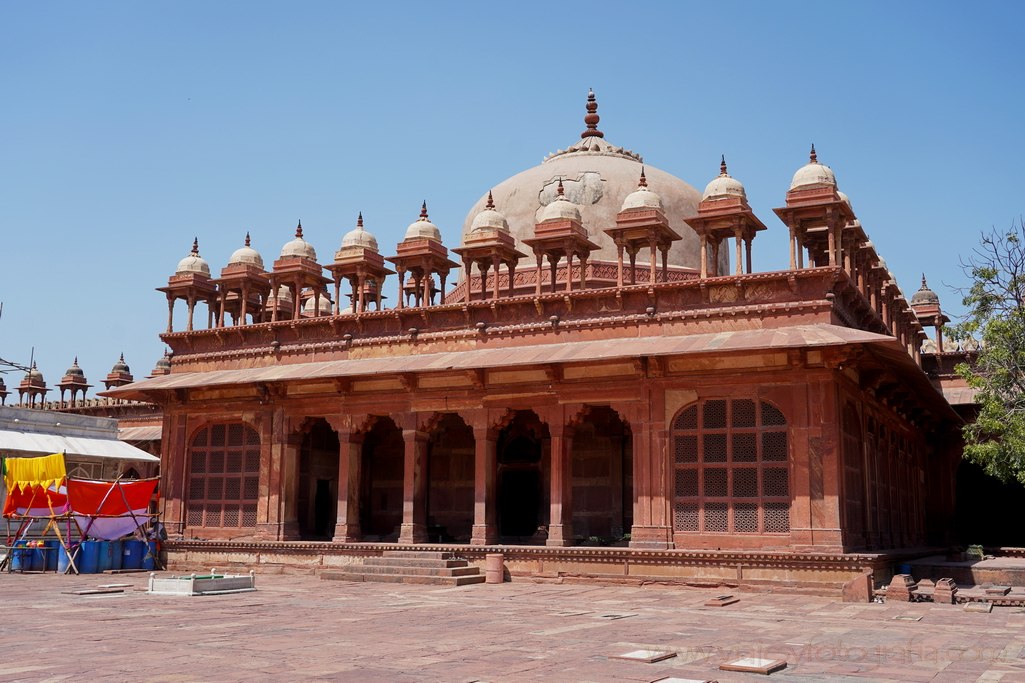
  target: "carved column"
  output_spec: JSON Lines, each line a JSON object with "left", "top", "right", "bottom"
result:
{"left": 398, "top": 427, "right": 429, "bottom": 543}
{"left": 628, "top": 387, "right": 673, "bottom": 549}
{"left": 332, "top": 425, "right": 363, "bottom": 543}
{"left": 471, "top": 425, "right": 498, "bottom": 545}
{"left": 547, "top": 418, "right": 574, "bottom": 547}
{"left": 162, "top": 409, "right": 187, "bottom": 538}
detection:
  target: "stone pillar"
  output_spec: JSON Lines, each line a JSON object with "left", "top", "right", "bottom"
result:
{"left": 471, "top": 425, "right": 498, "bottom": 545}
{"left": 628, "top": 390, "right": 673, "bottom": 549}
{"left": 547, "top": 421, "right": 573, "bottom": 547}
{"left": 700, "top": 234, "right": 709, "bottom": 278}
{"left": 398, "top": 428, "right": 429, "bottom": 544}
{"left": 278, "top": 432, "right": 301, "bottom": 541}
{"left": 162, "top": 410, "right": 187, "bottom": 538}
{"left": 647, "top": 236, "right": 658, "bottom": 285}
{"left": 254, "top": 408, "right": 277, "bottom": 540}
{"left": 616, "top": 241, "right": 625, "bottom": 287}
{"left": 332, "top": 430, "right": 363, "bottom": 542}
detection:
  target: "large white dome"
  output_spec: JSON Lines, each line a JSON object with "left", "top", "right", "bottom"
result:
{"left": 461, "top": 93, "right": 724, "bottom": 274}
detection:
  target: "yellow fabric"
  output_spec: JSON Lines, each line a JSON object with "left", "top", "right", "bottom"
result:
{"left": 3, "top": 452, "right": 66, "bottom": 493}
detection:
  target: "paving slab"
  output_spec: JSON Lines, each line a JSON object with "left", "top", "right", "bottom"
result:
{"left": 2, "top": 570, "right": 1025, "bottom": 681}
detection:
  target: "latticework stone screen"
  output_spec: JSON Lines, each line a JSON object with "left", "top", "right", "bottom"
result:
{"left": 671, "top": 399, "right": 790, "bottom": 534}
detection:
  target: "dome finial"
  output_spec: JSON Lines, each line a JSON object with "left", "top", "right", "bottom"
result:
{"left": 357, "top": 212, "right": 364, "bottom": 228}
{"left": 581, "top": 88, "right": 604, "bottom": 139}
{"left": 486, "top": 190, "right": 495, "bottom": 210}
{"left": 720, "top": 155, "right": 728, "bottom": 176}
{"left": 244, "top": 231, "right": 251, "bottom": 247}
{"left": 420, "top": 201, "right": 429, "bottom": 220}
{"left": 809, "top": 143, "right": 817, "bottom": 163}
{"left": 557, "top": 178, "right": 565, "bottom": 197}
{"left": 638, "top": 166, "right": 647, "bottom": 188}
{"left": 295, "top": 220, "right": 303, "bottom": 239}
{"left": 191, "top": 237, "right": 199, "bottom": 256}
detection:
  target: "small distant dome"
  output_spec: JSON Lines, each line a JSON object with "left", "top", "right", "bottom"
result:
{"left": 25, "top": 363, "right": 44, "bottom": 382}
{"left": 302, "top": 294, "right": 332, "bottom": 315}
{"left": 540, "top": 180, "right": 582, "bottom": 223}
{"left": 702, "top": 156, "right": 746, "bottom": 201}
{"left": 228, "top": 232, "right": 265, "bottom": 268}
{"left": 470, "top": 192, "right": 510, "bottom": 232}
{"left": 921, "top": 338, "right": 938, "bottom": 353}
{"left": 911, "top": 274, "right": 940, "bottom": 306}
{"left": 111, "top": 353, "right": 130, "bottom": 374}
{"left": 155, "top": 351, "right": 171, "bottom": 371}
{"left": 789, "top": 144, "right": 837, "bottom": 191}
{"left": 341, "top": 213, "right": 379, "bottom": 251}
{"left": 622, "top": 167, "right": 665, "bottom": 211}
{"left": 405, "top": 202, "right": 442, "bottom": 241}
{"left": 960, "top": 337, "right": 980, "bottom": 352}
{"left": 274, "top": 285, "right": 294, "bottom": 303}
{"left": 280, "top": 221, "right": 317, "bottom": 260}
{"left": 176, "top": 238, "right": 211, "bottom": 276}
{"left": 65, "top": 358, "right": 85, "bottom": 378}
{"left": 837, "top": 191, "right": 853, "bottom": 210}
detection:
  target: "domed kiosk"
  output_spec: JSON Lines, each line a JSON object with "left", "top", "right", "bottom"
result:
{"left": 456, "top": 91, "right": 724, "bottom": 298}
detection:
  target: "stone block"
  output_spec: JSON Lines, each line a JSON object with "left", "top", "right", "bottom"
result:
{"left": 886, "top": 574, "right": 917, "bottom": 602}
{"left": 933, "top": 577, "right": 957, "bottom": 604}
{"left": 842, "top": 572, "right": 873, "bottom": 603}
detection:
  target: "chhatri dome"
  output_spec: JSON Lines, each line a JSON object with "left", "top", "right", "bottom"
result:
{"left": 540, "top": 179, "right": 582, "bottom": 223}
{"left": 789, "top": 144, "right": 837, "bottom": 191}
{"left": 702, "top": 156, "right": 746, "bottom": 201}
{"left": 461, "top": 90, "right": 723, "bottom": 273}
{"left": 470, "top": 192, "right": 510, "bottom": 232}
{"left": 228, "top": 232, "right": 265, "bottom": 269}
{"left": 405, "top": 202, "right": 442, "bottom": 241}
{"left": 911, "top": 274, "right": 940, "bottom": 307}
{"left": 622, "top": 167, "right": 665, "bottom": 211}
{"left": 176, "top": 238, "right": 211, "bottom": 276}
{"left": 280, "top": 221, "right": 317, "bottom": 260}
{"left": 340, "top": 213, "right": 380, "bottom": 251}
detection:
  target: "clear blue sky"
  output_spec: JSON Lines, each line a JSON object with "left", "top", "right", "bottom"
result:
{"left": 2, "top": 2, "right": 1023, "bottom": 393}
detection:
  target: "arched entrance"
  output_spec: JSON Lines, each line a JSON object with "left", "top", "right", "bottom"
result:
{"left": 425, "top": 413, "right": 475, "bottom": 543}
{"left": 297, "top": 419, "right": 340, "bottom": 541}
{"left": 359, "top": 416, "right": 404, "bottom": 541}
{"left": 570, "top": 406, "right": 632, "bottom": 544}
{"left": 497, "top": 410, "right": 549, "bottom": 542}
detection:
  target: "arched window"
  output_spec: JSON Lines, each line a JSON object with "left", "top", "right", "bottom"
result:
{"left": 187, "top": 423, "right": 260, "bottom": 529}
{"left": 671, "top": 398, "right": 790, "bottom": 534}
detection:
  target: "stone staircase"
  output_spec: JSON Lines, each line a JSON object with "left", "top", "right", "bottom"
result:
{"left": 320, "top": 550, "right": 486, "bottom": 586}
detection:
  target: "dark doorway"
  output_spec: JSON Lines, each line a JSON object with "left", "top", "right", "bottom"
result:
{"left": 298, "top": 419, "right": 339, "bottom": 541}
{"left": 956, "top": 459, "right": 1025, "bottom": 547}
{"left": 497, "top": 411, "right": 549, "bottom": 543}
{"left": 425, "top": 413, "right": 475, "bottom": 543}
{"left": 359, "top": 416, "right": 404, "bottom": 541}
{"left": 570, "top": 406, "right": 632, "bottom": 544}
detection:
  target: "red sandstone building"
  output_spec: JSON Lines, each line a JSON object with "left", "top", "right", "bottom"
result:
{"left": 106, "top": 94, "right": 967, "bottom": 586}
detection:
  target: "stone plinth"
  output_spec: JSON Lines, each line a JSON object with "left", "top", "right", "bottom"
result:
{"left": 933, "top": 577, "right": 957, "bottom": 604}
{"left": 887, "top": 573, "right": 918, "bottom": 602}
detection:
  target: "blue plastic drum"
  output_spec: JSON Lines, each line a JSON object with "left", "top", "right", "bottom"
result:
{"left": 78, "top": 540, "right": 100, "bottom": 574}
{"left": 121, "top": 539, "right": 145, "bottom": 570}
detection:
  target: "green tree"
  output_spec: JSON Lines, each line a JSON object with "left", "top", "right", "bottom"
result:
{"left": 952, "top": 218, "right": 1025, "bottom": 483}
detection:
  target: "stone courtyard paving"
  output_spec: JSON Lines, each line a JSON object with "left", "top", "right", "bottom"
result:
{"left": 1, "top": 571, "right": 1024, "bottom": 682}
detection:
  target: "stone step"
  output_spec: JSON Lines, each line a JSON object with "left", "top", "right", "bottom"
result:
{"left": 357, "top": 564, "right": 480, "bottom": 578}
{"left": 321, "top": 570, "right": 486, "bottom": 587}
{"left": 381, "top": 550, "right": 456, "bottom": 560}
{"left": 363, "top": 557, "right": 468, "bottom": 569}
